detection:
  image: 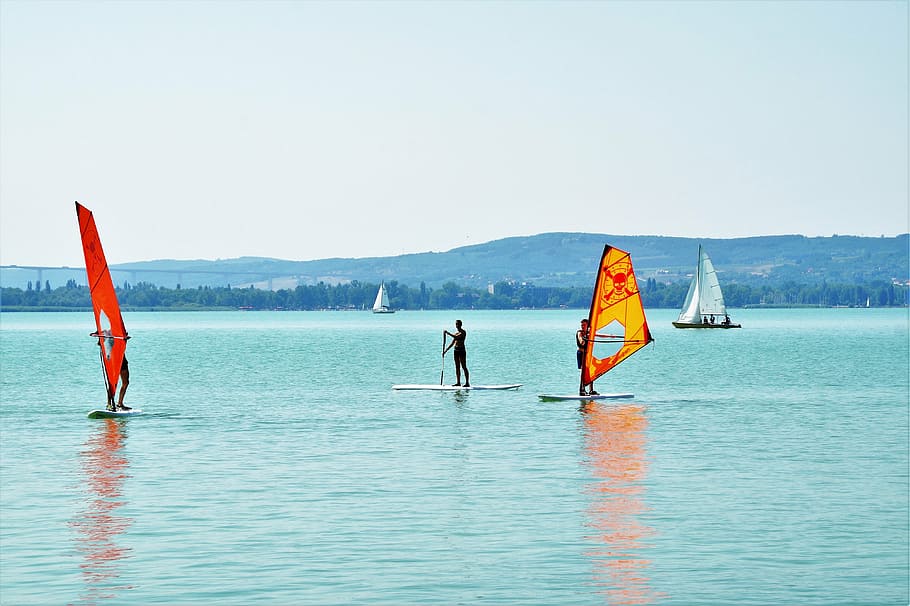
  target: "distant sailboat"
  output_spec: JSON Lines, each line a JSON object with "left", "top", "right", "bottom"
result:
{"left": 372, "top": 281, "right": 394, "bottom": 314}
{"left": 672, "top": 245, "right": 741, "bottom": 329}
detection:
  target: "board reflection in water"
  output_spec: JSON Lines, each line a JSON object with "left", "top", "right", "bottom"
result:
{"left": 69, "top": 418, "right": 135, "bottom": 603}
{"left": 581, "top": 403, "right": 666, "bottom": 604}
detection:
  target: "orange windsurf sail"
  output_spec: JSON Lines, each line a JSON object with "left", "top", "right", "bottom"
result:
{"left": 76, "top": 202, "right": 128, "bottom": 406}
{"left": 581, "top": 245, "right": 653, "bottom": 386}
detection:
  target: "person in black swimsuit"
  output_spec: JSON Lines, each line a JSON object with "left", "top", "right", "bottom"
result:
{"left": 576, "top": 318, "right": 598, "bottom": 396}
{"left": 117, "top": 357, "right": 131, "bottom": 410}
{"left": 443, "top": 319, "right": 470, "bottom": 387}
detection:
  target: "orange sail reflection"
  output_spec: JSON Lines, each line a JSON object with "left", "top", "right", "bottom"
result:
{"left": 69, "top": 418, "right": 134, "bottom": 603}
{"left": 582, "top": 402, "right": 666, "bottom": 604}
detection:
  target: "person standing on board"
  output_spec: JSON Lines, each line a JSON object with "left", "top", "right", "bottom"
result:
{"left": 577, "top": 318, "right": 599, "bottom": 396}
{"left": 443, "top": 320, "right": 470, "bottom": 387}
{"left": 117, "top": 357, "right": 131, "bottom": 410}
{"left": 97, "top": 337, "right": 131, "bottom": 411}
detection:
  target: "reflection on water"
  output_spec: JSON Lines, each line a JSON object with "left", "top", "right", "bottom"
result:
{"left": 452, "top": 390, "right": 468, "bottom": 406}
{"left": 69, "top": 419, "right": 134, "bottom": 604}
{"left": 581, "top": 402, "right": 666, "bottom": 604}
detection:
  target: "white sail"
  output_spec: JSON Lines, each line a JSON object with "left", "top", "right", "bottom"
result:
{"left": 677, "top": 259, "right": 702, "bottom": 324}
{"left": 697, "top": 248, "right": 727, "bottom": 316}
{"left": 372, "top": 282, "right": 393, "bottom": 313}
{"left": 676, "top": 246, "right": 727, "bottom": 323}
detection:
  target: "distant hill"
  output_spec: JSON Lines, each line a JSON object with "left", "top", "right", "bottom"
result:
{"left": 2, "top": 232, "right": 907, "bottom": 290}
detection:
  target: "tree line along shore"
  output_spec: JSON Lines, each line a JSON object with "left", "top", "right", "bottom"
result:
{"left": 2, "top": 277, "right": 907, "bottom": 311}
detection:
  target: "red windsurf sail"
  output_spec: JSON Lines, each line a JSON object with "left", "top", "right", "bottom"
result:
{"left": 76, "top": 202, "right": 128, "bottom": 406}
{"left": 581, "top": 245, "right": 653, "bottom": 386}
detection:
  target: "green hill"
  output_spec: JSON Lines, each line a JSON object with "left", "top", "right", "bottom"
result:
{"left": 2, "top": 232, "right": 907, "bottom": 290}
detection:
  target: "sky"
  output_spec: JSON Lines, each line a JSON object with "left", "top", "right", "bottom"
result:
{"left": 1, "top": 0, "right": 907, "bottom": 267}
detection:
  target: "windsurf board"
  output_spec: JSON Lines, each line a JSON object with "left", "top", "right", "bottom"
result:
{"left": 537, "top": 393, "right": 633, "bottom": 401}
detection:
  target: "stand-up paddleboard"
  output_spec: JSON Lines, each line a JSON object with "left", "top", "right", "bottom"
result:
{"left": 538, "top": 393, "right": 633, "bottom": 402}
{"left": 393, "top": 384, "right": 522, "bottom": 391}
{"left": 88, "top": 408, "right": 144, "bottom": 419}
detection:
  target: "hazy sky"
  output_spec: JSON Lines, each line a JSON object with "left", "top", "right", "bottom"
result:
{"left": 1, "top": 0, "right": 907, "bottom": 267}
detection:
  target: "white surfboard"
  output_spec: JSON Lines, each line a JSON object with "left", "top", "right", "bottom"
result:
{"left": 538, "top": 393, "right": 633, "bottom": 401}
{"left": 393, "top": 384, "right": 522, "bottom": 391}
{"left": 87, "top": 408, "right": 144, "bottom": 419}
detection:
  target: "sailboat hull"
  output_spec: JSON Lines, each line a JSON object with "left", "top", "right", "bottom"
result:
{"left": 672, "top": 321, "right": 741, "bottom": 329}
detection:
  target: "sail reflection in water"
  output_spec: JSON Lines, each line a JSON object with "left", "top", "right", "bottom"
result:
{"left": 69, "top": 419, "right": 134, "bottom": 603}
{"left": 581, "top": 403, "right": 665, "bottom": 604}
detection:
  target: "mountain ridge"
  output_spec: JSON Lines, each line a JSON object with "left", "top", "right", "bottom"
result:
{"left": 3, "top": 232, "right": 907, "bottom": 290}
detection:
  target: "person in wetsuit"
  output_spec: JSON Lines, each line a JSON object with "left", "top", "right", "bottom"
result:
{"left": 443, "top": 319, "right": 470, "bottom": 387}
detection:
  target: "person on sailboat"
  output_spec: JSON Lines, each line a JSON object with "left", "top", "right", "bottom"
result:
{"left": 443, "top": 320, "right": 470, "bottom": 387}
{"left": 576, "top": 319, "right": 598, "bottom": 396}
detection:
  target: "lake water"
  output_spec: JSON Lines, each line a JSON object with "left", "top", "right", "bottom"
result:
{"left": 1, "top": 308, "right": 907, "bottom": 605}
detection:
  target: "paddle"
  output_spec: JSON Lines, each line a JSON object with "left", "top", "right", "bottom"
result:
{"left": 440, "top": 330, "right": 446, "bottom": 385}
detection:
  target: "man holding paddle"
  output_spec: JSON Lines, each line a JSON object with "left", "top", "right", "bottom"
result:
{"left": 443, "top": 319, "right": 470, "bottom": 387}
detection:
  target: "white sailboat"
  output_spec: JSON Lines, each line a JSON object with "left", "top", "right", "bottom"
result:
{"left": 672, "top": 245, "right": 741, "bottom": 329}
{"left": 372, "top": 281, "right": 394, "bottom": 314}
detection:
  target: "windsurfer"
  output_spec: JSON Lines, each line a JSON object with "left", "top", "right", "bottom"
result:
{"left": 577, "top": 319, "right": 599, "bottom": 396}
{"left": 443, "top": 320, "right": 470, "bottom": 387}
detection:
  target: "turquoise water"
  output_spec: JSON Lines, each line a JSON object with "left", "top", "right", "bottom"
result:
{"left": 1, "top": 308, "right": 907, "bottom": 605}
